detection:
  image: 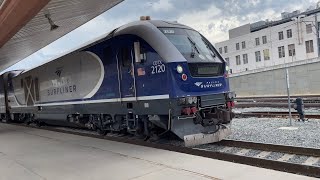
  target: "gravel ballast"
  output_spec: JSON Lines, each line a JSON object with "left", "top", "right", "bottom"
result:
{"left": 228, "top": 117, "right": 320, "bottom": 149}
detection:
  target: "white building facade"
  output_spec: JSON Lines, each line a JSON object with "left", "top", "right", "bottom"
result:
{"left": 216, "top": 8, "right": 320, "bottom": 75}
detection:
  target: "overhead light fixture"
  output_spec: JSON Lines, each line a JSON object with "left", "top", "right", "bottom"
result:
{"left": 44, "top": 13, "right": 59, "bottom": 31}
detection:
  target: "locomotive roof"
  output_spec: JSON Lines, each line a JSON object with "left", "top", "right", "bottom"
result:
{"left": 147, "top": 20, "right": 195, "bottom": 30}
{"left": 13, "top": 20, "right": 191, "bottom": 75}
{"left": 113, "top": 20, "right": 188, "bottom": 63}
{"left": 113, "top": 20, "right": 195, "bottom": 34}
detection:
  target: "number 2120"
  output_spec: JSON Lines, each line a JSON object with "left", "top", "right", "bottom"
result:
{"left": 151, "top": 64, "right": 165, "bottom": 74}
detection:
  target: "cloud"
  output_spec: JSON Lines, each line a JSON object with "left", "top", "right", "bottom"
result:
{"left": 151, "top": 0, "right": 173, "bottom": 12}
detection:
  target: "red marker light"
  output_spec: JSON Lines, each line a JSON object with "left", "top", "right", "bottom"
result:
{"left": 182, "top": 74, "right": 187, "bottom": 81}
{"left": 227, "top": 101, "right": 235, "bottom": 108}
{"left": 182, "top": 107, "right": 191, "bottom": 115}
{"left": 190, "top": 107, "right": 198, "bottom": 114}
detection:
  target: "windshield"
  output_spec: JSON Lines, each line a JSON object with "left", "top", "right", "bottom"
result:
{"left": 159, "top": 28, "right": 223, "bottom": 63}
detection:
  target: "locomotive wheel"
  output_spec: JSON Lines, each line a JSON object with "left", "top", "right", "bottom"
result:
{"left": 35, "top": 121, "right": 42, "bottom": 127}
{"left": 24, "top": 121, "right": 31, "bottom": 126}
{"left": 96, "top": 128, "right": 107, "bottom": 136}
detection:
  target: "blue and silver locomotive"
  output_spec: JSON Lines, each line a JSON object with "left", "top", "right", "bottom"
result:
{"left": 0, "top": 18, "right": 234, "bottom": 146}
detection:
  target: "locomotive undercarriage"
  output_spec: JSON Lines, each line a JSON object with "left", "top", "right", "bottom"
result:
{"left": 1, "top": 95, "right": 234, "bottom": 146}
{"left": 1, "top": 112, "right": 162, "bottom": 138}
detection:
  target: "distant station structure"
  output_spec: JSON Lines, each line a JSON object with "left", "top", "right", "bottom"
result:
{"left": 0, "top": 0, "right": 123, "bottom": 72}
{"left": 216, "top": 3, "right": 320, "bottom": 75}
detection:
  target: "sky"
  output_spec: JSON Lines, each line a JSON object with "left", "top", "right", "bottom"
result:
{"left": 3, "top": 0, "right": 320, "bottom": 72}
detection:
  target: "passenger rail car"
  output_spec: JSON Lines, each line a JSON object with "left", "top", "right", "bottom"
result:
{"left": 0, "top": 18, "right": 234, "bottom": 146}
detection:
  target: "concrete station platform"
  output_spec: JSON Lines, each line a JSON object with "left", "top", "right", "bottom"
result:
{"left": 0, "top": 123, "right": 315, "bottom": 180}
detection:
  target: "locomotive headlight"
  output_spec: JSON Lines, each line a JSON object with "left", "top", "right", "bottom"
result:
{"left": 176, "top": 65, "right": 183, "bottom": 73}
{"left": 187, "top": 97, "right": 197, "bottom": 104}
{"left": 226, "top": 65, "right": 230, "bottom": 72}
{"left": 227, "top": 92, "right": 236, "bottom": 99}
{"left": 179, "top": 97, "right": 197, "bottom": 105}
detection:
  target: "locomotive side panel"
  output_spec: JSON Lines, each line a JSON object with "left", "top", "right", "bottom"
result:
{"left": 10, "top": 51, "right": 104, "bottom": 106}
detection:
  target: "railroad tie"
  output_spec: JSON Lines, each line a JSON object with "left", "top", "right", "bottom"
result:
{"left": 255, "top": 151, "right": 271, "bottom": 158}
{"left": 303, "top": 157, "right": 320, "bottom": 166}
{"left": 277, "top": 154, "right": 295, "bottom": 162}
{"left": 236, "top": 149, "right": 251, "bottom": 156}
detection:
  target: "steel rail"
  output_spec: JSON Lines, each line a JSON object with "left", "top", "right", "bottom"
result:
{"left": 4, "top": 122, "right": 320, "bottom": 178}
{"left": 235, "top": 112, "right": 320, "bottom": 119}
{"left": 235, "top": 103, "right": 320, "bottom": 108}
{"left": 235, "top": 95, "right": 320, "bottom": 99}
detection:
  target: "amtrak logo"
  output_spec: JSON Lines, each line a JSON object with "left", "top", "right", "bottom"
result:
{"left": 194, "top": 82, "right": 203, "bottom": 87}
{"left": 195, "top": 81, "right": 223, "bottom": 89}
{"left": 55, "top": 68, "right": 63, "bottom": 77}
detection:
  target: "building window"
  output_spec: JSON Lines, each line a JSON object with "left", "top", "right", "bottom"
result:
{"left": 306, "top": 40, "right": 314, "bottom": 53}
{"left": 236, "top": 55, "right": 241, "bottom": 65}
{"left": 243, "top": 54, "right": 248, "bottom": 64}
{"left": 306, "top": 24, "right": 312, "bottom": 34}
{"left": 219, "top": 47, "right": 222, "bottom": 54}
{"left": 287, "top": 29, "right": 292, "bottom": 38}
{"left": 278, "top": 31, "right": 284, "bottom": 40}
{"left": 242, "top": 41, "right": 246, "bottom": 49}
{"left": 278, "top": 46, "right": 285, "bottom": 58}
{"left": 225, "top": 57, "right": 229, "bottom": 65}
{"left": 255, "top": 38, "right": 260, "bottom": 46}
{"left": 262, "top": 36, "right": 267, "bottom": 44}
{"left": 288, "top": 44, "right": 296, "bottom": 56}
{"left": 236, "top": 43, "right": 240, "bottom": 50}
{"left": 263, "top": 49, "right": 270, "bottom": 60}
{"left": 255, "top": 51, "right": 261, "bottom": 62}
{"left": 224, "top": 46, "right": 228, "bottom": 53}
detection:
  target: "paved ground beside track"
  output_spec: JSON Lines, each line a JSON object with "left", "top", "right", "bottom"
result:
{"left": 0, "top": 123, "right": 315, "bottom": 180}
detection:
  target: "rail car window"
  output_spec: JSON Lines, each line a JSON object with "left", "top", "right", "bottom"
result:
{"left": 7, "top": 76, "right": 14, "bottom": 92}
{"left": 120, "top": 47, "right": 131, "bottom": 67}
{"left": 20, "top": 79, "right": 23, "bottom": 88}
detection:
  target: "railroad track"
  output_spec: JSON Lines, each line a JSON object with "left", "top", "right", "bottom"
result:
{"left": 3, "top": 122, "right": 320, "bottom": 178}
{"left": 234, "top": 96, "right": 320, "bottom": 108}
{"left": 235, "top": 111, "right": 320, "bottom": 119}
{"left": 235, "top": 95, "right": 320, "bottom": 102}
{"left": 235, "top": 102, "right": 320, "bottom": 108}
{"left": 197, "top": 140, "right": 320, "bottom": 177}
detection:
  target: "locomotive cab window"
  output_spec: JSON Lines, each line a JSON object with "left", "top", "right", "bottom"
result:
{"left": 140, "top": 46, "right": 147, "bottom": 63}
{"left": 103, "top": 46, "right": 113, "bottom": 65}
{"left": 134, "top": 41, "right": 147, "bottom": 64}
{"left": 120, "top": 47, "right": 131, "bottom": 67}
{"left": 159, "top": 27, "right": 224, "bottom": 77}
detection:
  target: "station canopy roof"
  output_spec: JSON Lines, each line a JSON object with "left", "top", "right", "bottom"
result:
{"left": 0, "top": 0, "right": 123, "bottom": 72}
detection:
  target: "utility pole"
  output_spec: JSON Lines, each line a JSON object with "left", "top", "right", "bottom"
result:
{"left": 285, "top": 66, "right": 292, "bottom": 126}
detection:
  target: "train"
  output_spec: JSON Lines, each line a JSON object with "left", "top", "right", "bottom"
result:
{"left": 0, "top": 17, "right": 235, "bottom": 146}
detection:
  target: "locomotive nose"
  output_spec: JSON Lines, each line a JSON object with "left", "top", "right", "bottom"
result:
{"left": 184, "top": 125, "right": 232, "bottom": 147}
